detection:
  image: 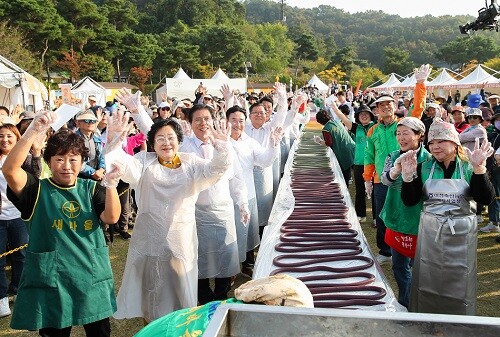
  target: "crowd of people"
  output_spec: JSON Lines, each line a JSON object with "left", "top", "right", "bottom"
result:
{"left": 0, "top": 63, "right": 500, "bottom": 335}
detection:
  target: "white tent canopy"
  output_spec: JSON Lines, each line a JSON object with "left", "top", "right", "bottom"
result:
{"left": 427, "top": 68, "right": 458, "bottom": 88}
{"left": 447, "top": 65, "right": 500, "bottom": 89}
{"left": 308, "top": 74, "right": 329, "bottom": 92}
{"left": 163, "top": 78, "right": 247, "bottom": 102}
{"left": 71, "top": 76, "right": 107, "bottom": 109}
{"left": 211, "top": 68, "right": 230, "bottom": 80}
{"left": 0, "top": 54, "right": 48, "bottom": 111}
{"left": 370, "top": 73, "right": 402, "bottom": 91}
{"left": 173, "top": 67, "right": 191, "bottom": 79}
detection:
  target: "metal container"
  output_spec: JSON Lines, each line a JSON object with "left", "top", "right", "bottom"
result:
{"left": 204, "top": 304, "right": 500, "bottom": 337}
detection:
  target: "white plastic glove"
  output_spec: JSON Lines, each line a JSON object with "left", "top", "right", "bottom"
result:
{"left": 210, "top": 119, "right": 231, "bottom": 151}
{"left": 400, "top": 150, "right": 418, "bottom": 182}
{"left": 115, "top": 88, "right": 142, "bottom": 113}
{"left": 290, "top": 94, "right": 308, "bottom": 113}
{"left": 364, "top": 181, "right": 373, "bottom": 199}
{"left": 180, "top": 120, "right": 193, "bottom": 137}
{"left": 274, "top": 82, "right": 287, "bottom": 103}
{"left": 104, "top": 106, "right": 130, "bottom": 155}
{"left": 464, "top": 138, "right": 494, "bottom": 174}
{"left": 101, "top": 162, "right": 125, "bottom": 189}
{"left": 269, "top": 126, "right": 284, "bottom": 147}
{"left": 414, "top": 64, "right": 432, "bottom": 83}
{"left": 239, "top": 203, "right": 250, "bottom": 226}
{"left": 389, "top": 156, "right": 403, "bottom": 180}
{"left": 313, "top": 135, "right": 323, "bottom": 145}
{"left": 24, "top": 109, "right": 57, "bottom": 138}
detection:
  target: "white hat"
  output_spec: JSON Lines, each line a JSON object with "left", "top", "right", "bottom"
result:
{"left": 76, "top": 111, "right": 97, "bottom": 121}
{"left": 488, "top": 94, "right": 500, "bottom": 100}
{"left": 465, "top": 107, "right": 483, "bottom": 120}
{"left": 426, "top": 102, "right": 440, "bottom": 110}
{"left": 374, "top": 95, "right": 394, "bottom": 104}
{"left": 158, "top": 101, "right": 170, "bottom": 109}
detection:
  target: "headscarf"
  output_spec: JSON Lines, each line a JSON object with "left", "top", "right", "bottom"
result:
{"left": 427, "top": 117, "right": 460, "bottom": 146}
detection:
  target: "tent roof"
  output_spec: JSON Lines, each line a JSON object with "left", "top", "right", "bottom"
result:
{"left": 371, "top": 73, "right": 402, "bottom": 91}
{"left": 71, "top": 76, "right": 106, "bottom": 91}
{"left": 173, "top": 67, "right": 191, "bottom": 79}
{"left": 0, "top": 54, "right": 48, "bottom": 99}
{"left": 450, "top": 65, "right": 500, "bottom": 88}
{"left": 308, "top": 74, "right": 329, "bottom": 91}
{"left": 427, "top": 68, "right": 458, "bottom": 88}
{"left": 212, "top": 68, "right": 229, "bottom": 80}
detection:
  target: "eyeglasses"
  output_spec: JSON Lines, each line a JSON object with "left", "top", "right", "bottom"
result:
{"left": 193, "top": 117, "right": 213, "bottom": 125}
{"left": 250, "top": 111, "right": 266, "bottom": 116}
{"left": 82, "top": 119, "right": 97, "bottom": 124}
{"left": 155, "top": 136, "right": 177, "bottom": 145}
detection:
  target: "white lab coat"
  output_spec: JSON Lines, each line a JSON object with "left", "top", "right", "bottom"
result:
{"left": 113, "top": 148, "right": 231, "bottom": 322}
{"left": 180, "top": 136, "right": 247, "bottom": 279}
{"left": 230, "top": 133, "right": 278, "bottom": 260}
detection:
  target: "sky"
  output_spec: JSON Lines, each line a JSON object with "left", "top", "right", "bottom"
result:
{"left": 283, "top": 0, "right": 488, "bottom": 18}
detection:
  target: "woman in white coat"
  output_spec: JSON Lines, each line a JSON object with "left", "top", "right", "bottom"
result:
{"left": 110, "top": 93, "right": 232, "bottom": 323}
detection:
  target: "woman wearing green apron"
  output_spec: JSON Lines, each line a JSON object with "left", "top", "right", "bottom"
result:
{"left": 400, "top": 118, "right": 495, "bottom": 315}
{"left": 2, "top": 110, "right": 123, "bottom": 336}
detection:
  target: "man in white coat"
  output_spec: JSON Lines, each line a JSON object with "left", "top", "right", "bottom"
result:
{"left": 179, "top": 104, "right": 249, "bottom": 304}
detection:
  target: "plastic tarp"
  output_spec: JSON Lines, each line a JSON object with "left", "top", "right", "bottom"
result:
{"left": 163, "top": 78, "right": 247, "bottom": 102}
{"left": 254, "top": 131, "right": 403, "bottom": 312}
{"left": 308, "top": 74, "right": 329, "bottom": 92}
{"left": 212, "top": 68, "right": 230, "bottom": 80}
{"left": 0, "top": 54, "right": 48, "bottom": 110}
{"left": 447, "top": 65, "right": 500, "bottom": 89}
{"left": 370, "top": 73, "right": 402, "bottom": 91}
{"left": 426, "top": 68, "right": 458, "bottom": 89}
{"left": 172, "top": 67, "right": 191, "bottom": 79}
{"left": 71, "top": 76, "right": 107, "bottom": 109}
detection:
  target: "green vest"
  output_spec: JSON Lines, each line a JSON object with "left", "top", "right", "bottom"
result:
{"left": 353, "top": 122, "right": 374, "bottom": 165}
{"left": 364, "top": 119, "right": 400, "bottom": 180}
{"left": 322, "top": 120, "right": 355, "bottom": 171}
{"left": 380, "top": 147, "right": 431, "bottom": 235}
{"left": 11, "top": 178, "right": 116, "bottom": 330}
{"left": 421, "top": 156, "right": 473, "bottom": 182}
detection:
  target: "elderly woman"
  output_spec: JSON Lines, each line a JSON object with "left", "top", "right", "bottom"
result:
{"left": 379, "top": 117, "right": 431, "bottom": 308}
{"left": 400, "top": 118, "right": 494, "bottom": 315}
{"left": 459, "top": 108, "right": 487, "bottom": 152}
{"left": 110, "top": 91, "right": 232, "bottom": 323}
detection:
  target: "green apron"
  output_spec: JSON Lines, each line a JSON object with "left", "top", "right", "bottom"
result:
{"left": 11, "top": 178, "right": 116, "bottom": 330}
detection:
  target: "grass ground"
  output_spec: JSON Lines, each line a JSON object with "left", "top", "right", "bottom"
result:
{"left": 1, "top": 122, "right": 500, "bottom": 336}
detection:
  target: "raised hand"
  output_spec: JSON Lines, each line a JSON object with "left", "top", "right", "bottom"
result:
{"left": 414, "top": 64, "right": 432, "bottom": 83}
{"left": 465, "top": 138, "right": 494, "bottom": 174}
{"left": 291, "top": 93, "right": 308, "bottom": 112}
{"left": 274, "top": 82, "right": 287, "bottom": 102}
{"left": 210, "top": 118, "right": 231, "bottom": 145}
{"left": 180, "top": 120, "right": 193, "bottom": 137}
{"left": 115, "top": 88, "right": 142, "bottom": 113}
{"left": 269, "top": 126, "right": 283, "bottom": 147}
{"left": 25, "top": 109, "right": 58, "bottom": 136}
{"left": 105, "top": 106, "right": 130, "bottom": 154}
{"left": 400, "top": 149, "right": 418, "bottom": 182}
{"left": 102, "top": 162, "right": 125, "bottom": 189}
{"left": 220, "top": 84, "right": 232, "bottom": 102}
{"left": 140, "top": 95, "right": 150, "bottom": 107}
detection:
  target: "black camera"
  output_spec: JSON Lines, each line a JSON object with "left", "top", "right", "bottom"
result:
{"left": 460, "top": 1, "right": 500, "bottom": 34}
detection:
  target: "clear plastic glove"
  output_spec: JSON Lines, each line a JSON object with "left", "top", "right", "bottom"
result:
{"left": 101, "top": 162, "right": 125, "bottom": 188}
{"left": 115, "top": 88, "right": 142, "bottom": 113}
{"left": 25, "top": 109, "right": 58, "bottom": 137}
{"left": 180, "top": 120, "right": 193, "bottom": 137}
{"left": 464, "top": 138, "right": 494, "bottom": 174}
{"left": 274, "top": 82, "right": 287, "bottom": 103}
{"left": 210, "top": 119, "right": 231, "bottom": 151}
{"left": 290, "top": 94, "right": 308, "bottom": 112}
{"left": 313, "top": 135, "right": 323, "bottom": 145}
{"left": 400, "top": 150, "right": 418, "bottom": 182}
{"left": 364, "top": 181, "right": 373, "bottom": 199}
{"left": 105, "top": 106, "right": 130, "bottom": 155}
{"left": 414, "top": 64, "right": 432, "bottom": 83}
{"left": 269, "top": 126, "right": 284, "bottom": 147}
{"left": 239, "top": 203, "right": 250, "bottom": 226}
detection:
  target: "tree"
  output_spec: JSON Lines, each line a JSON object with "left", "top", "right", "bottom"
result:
{"left": 317, "top": 66, "right": 346, "bottom": 83}
{"left": 329, "top": 46, "right": 357, "bottom": 75}
{"left": 130, "top": 67, "right": 153, "bottom": 92}
{"left": 383, "top": 47, "right": 414, "bottom": 74}
{"left": 82, "top": 54, "right": 115, "bottom": 82}
{"left": 350, "top": 66, "right": 385, "bottom": 89}
{"left": 54, "top": 50, "right": 89, "bottom": 82}
{"left": 484, "top": 57, "right": 500, "bottom": 72}
{"left": 435, "top": 36, "right": 500, "bottom": 71}
{"left": 0, "top": 22, "right": 40, "bottom": 75}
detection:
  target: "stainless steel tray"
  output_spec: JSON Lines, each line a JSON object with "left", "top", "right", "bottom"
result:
{"left": 204, "top": 304, "right": 500, "bottom": 337}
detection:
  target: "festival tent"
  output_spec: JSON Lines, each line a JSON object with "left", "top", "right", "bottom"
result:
{"left": 426, "top": 68, "right": 459, "bottom": 88}
{"left": 211, "top": 68, "right": 230, "bottom": 80}
{"left": 308, "top": 74, "right": 329, "bottom": 92}
{"left": 172, "top": 67, "right": 191, "bottom": 79}
{"left": 71, "top": 76, "right": 107, "bottom": 109}
{"left": 447, "top": 65, "right": 500, "bottom": 89}
{"left": 0, "top": 54, "right": 48, "bottom": 111}
{"left": 370, "top": 73, "right": 402, "bottom": 91}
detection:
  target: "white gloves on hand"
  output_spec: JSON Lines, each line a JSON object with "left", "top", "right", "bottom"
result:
{"left": 364, "top": 181, "right": 373, "bottom": 199}
{"left": 414, "top": 64, "right": 432, "bottom": 83}
{"left": 313, "top": 135, "right": 323, "bottom": 144}
{"left": 239, "top": 203, "right": 250, "bottom": 225}
{"left": 465, "top": 138, "right": 494, "bottom": 174}
{"left": 105, "top": 106, "right": 130, "bottom": 155}
{"left": 25, "top": 109, "right": 57, "bottom": 137}
{"left": 101, "top": 162, "right": 125, "bottom": 188}
{"left": 269, "top": 126, "right": 284, "bottom": 147}
{"left": 115, "top": 88, "right": 142, "bottom": 113}
{"left": 400, "top": 150, "right": 418, "bottom": 182}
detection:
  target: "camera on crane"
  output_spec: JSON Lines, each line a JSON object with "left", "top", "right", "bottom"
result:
{"left": 459, "top": 0, "right": 500, "bottom": 34}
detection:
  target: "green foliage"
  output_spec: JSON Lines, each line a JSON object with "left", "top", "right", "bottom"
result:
{"left": 484, "top": 57, "right": 500, "bottom": 72}
{"left": 82, "top": 54, "right": 115, "bottom": 81}
{"left": 383, "top": 47, "right": 414, "bottom": 75}
{"left": 0, "top": 22, "right": 40, "bottom": 75}
{"left": 435, "top": 36, "right": 500, "bottom": 71}
{"left": 349, "top": 65, "right": 385, "bottom": 88}
{"left": 329, "top": 46, "right": 357, "bottom": 74}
